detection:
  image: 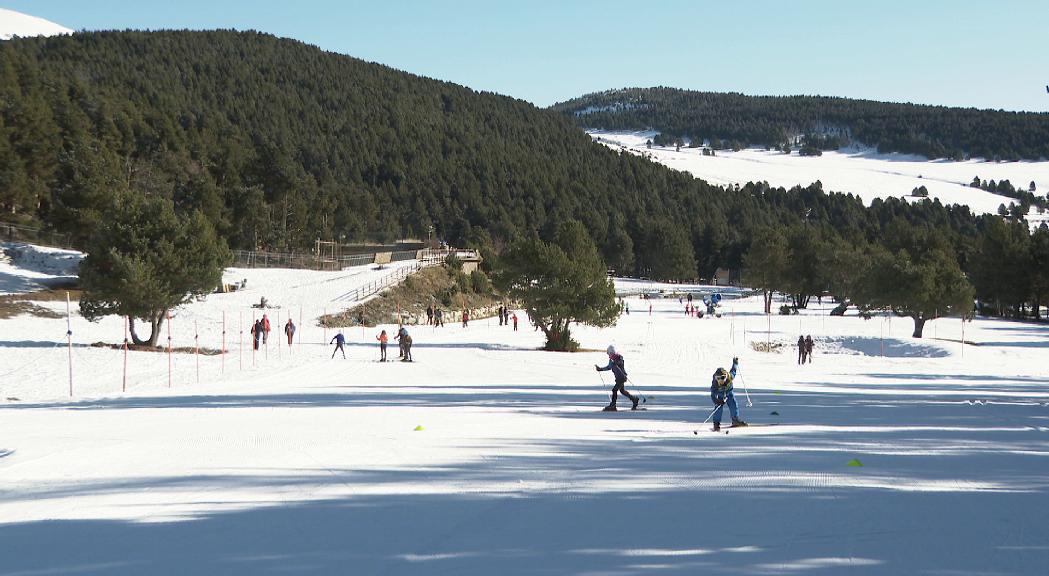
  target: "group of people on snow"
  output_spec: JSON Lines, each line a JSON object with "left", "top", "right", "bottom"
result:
{"left": 330, "top": 325, "right": 413, "bottom": 362}
{"left": 797, "top": 335, "right": 814, "bottom": 364}
{"left": 248, "top": 313, "right": 296, "bottom": 350}
{"left": 596, "top": 345, "right": 747, "bottom": 431}
{"left": 425, "top": 305, "right": 446, "bottom": 327}
{"left": 496, "top": 305, "right": 518, "bottom": 330}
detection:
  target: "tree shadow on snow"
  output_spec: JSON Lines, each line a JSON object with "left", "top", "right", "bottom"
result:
{"left": 821, "top": 335, "right": 950, "bottom": 358}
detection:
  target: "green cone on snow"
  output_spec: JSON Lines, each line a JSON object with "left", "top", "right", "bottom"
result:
{"left": 414, "top": 425, "right": 424, "bottom": 431}
{"left": 846, "top": 458, "right": 863, "bottom": 467}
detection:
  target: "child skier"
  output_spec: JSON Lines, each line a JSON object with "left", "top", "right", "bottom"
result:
{"left": 284, "top": 318, "right": 296, "bottom": 346}
{"left": 376, "top": 329, "right": 388, "bottom": 362}
{"left": 595, "top": 345, "right": 639, "bottom": 411}
{"left": 710, "top": 357, "right": 747, "bottom": 431}
{"left": 330, "top": 331, "right": 346, "bottom": 359}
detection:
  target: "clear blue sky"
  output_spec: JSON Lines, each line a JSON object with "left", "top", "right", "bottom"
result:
{"left": 4, "top": 0, "right": 1047, "bottom": 112}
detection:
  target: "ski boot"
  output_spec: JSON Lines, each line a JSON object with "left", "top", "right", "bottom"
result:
{"left": 712, "top": 421, "right": 721, "bottom": 432}
{"left": 602, "top": 404, "right": 618, "bottom": 412}
{"left": 631, "top": 397, "right": 640, "bottom": 410}
{"left": 731, "top": 418, "right": 748, "bottom": 427}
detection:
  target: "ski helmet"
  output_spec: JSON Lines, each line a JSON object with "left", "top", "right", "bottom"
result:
{"left": 606, "top": 345, "right": 616, "bottom": 355}
{"left": 714, "top": 367, "right": 729, "bottom": 385}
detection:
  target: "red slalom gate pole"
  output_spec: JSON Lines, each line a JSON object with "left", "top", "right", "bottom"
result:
{"left": 65, "top": 291, "right": 73, "bottom": 397}
{"left": 194, "top": 319, "right": 200, "bottom": 384}
{"left": 167, "top": 313, "right": 172, "bottom": 388}
{"left": 239, "top": 311, "right": 243, "bottom": 371}
{"left": 123, "top": 316, "right": 129, "bottom": 392}
{"left": 323, "top": 307, "right": 327, "bottom": 346}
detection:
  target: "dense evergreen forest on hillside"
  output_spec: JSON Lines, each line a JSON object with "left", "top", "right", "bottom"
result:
{"left": 1, "top": 30, "right": 1046, "bottom": 320}
{"left": 1, "top": 30, "right": 765, "bottom": 259}
{"left": 552, "top": 88, "right": 1049, "bottom": 161}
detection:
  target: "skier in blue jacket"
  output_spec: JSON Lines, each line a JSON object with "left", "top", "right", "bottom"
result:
{"left": 330, "top": 331, "right": 346, "bottom": 359}
{"left": 711, "top": 357, "right": 747, "bottom": 431}
{"left": 596, "top": 345, "right": 639, "bottom": 411}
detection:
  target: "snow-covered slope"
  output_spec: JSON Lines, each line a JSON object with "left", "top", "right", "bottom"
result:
{"left": 0, "top": 242, "right": 82, "bottom": 294}
{"left": 591, "top": 130, "right": 1049, "bottom": 225}
{"left": 1, "top": 261, "right": 1048, "bottom": 574}
{"left": 0, "top": 8, "right": 72, "bottom": 41}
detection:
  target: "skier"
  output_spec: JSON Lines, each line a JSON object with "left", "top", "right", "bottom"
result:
{"left": 284, "top": 318, "right": 296, "bottom": 346}
{"left": 395, "top": 325, "right": 412, "bottom": 362}
{"left": 376, "top": 329, "right": 388, "bottom": 362}
{"left": 462, "top": 309, "right": 469, "bottom": 328}
{"left": 434, "top": 307, "right": 444, "bottom": 327}
{"left": 498, "top": 305, "right": 505, "bottom": 326}
{"left": 262, "top": 313, "right": 271, "bottom": 344}
{"left": 595, "top": 345, "right": 639, "bottom": 411}
{"left": 710, "top": 357, "right": 747, "bottom": 431}
{"left": 330, "top": 331, "right": 346, "bottom": 359}
{"left": 250, "top": 319, "right": 262, "bottom": 350}
{"left": 512, "top": 312, "right": 518, "bottom": 331}
{"left": 805, "top": 335, "right": 814, "bottom": 364}
{"left": 797, "top": 335, "right": 806, "bottom": 365}
{"left": 426, "top": 305, "right": 433, "bottom": 326}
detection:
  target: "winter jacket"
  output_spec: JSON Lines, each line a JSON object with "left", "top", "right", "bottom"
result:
{"left": 330, "top": 333, "right": 345, "bottom": 345}
{"left": 710, "top": 359, "right": 739, "bottom": 400}
{"left": 597, "top": 353, "right": 628, "bottom": 383}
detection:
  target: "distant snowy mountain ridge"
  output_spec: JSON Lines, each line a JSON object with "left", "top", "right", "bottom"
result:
{"left": 0, "top": 8, "right": 72, "bottom": 41}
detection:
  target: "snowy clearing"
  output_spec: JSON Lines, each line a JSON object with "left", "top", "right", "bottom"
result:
{"left": 590, "top": 130, "right": 1049, "bottom": 227}
{"left": 1, "top": 249, "right": 1047, "bottom": 575}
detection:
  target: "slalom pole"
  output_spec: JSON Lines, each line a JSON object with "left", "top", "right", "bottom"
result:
{"left": 239, "top": 311, "right": 243, "bottom": 371}
{"left": 123, "top": 316, "right": 129, "bottom": 393}
{"left": 167, "top": 312, "right": 172, "bottom": 388}
{"left": 221, "top": 311, "right": 226, "bottom": 375}
{"left": 277, "top": 309, "right": 281, "bottom": 360}
{"left": 252, "top": 312, "right": 256, "bottom": 368}
{"left": 195, "top": 320, "right": 200, "bottom": 384}
{"left": 66, "top": 291, "right": 73, "bottom": 397}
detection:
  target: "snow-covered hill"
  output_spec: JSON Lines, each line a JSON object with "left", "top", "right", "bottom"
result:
{"left": 0, "top": 8, "right": 72, "bottom": 41}
{"left": 591, "top": 130, "right": 1049, "bottom": 226}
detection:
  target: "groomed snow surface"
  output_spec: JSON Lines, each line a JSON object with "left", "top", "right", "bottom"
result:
{"left": 2, "top": 253, "right": 1049, "bottom": 575}
{"left": 590, "top": 130, "right": 1049, "bottom": 228}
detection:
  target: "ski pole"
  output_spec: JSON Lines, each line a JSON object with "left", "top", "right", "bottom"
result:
{"left": 626, "top": 377, "right": 648, "bottom": 404}
{"left": 737, "top": 368, "right": 753, "bottom": 408}
{"left": 596, "top": 369, "right": 612, "bottom": 403}
{"left": 702, "top": 402, "right": 722, "bottom": 425}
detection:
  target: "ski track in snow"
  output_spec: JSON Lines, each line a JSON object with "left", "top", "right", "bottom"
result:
{"left": 0, "top": 251, "right": 1048, "bottom": 574}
